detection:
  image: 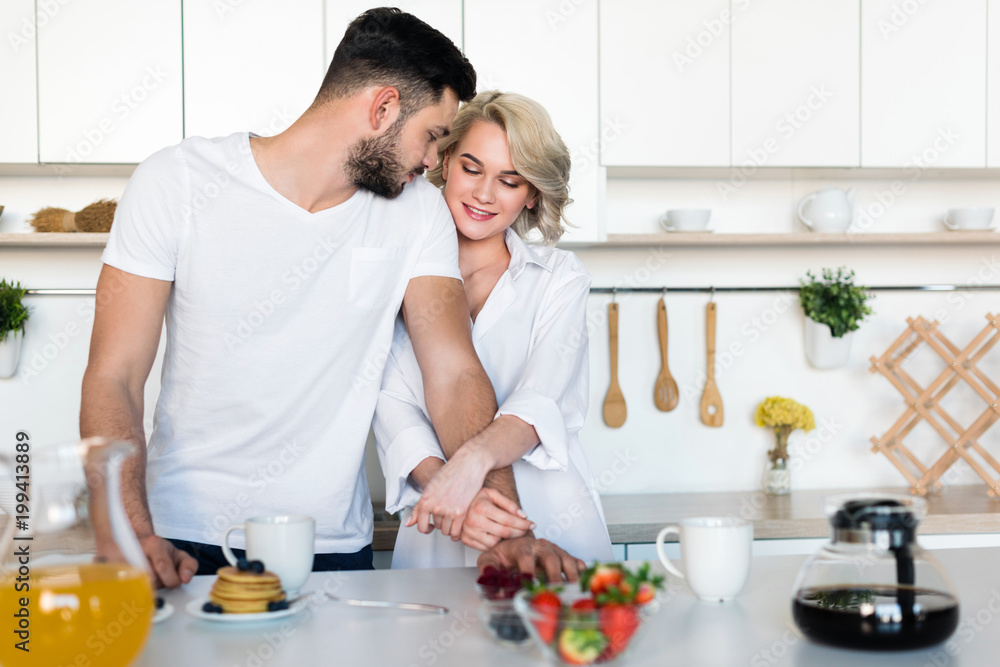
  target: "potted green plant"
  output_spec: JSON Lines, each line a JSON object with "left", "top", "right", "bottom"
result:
{"left": 0, "top": 279, "right": 30, "bottom": 378}
{"left": 799, "top": 267, "right": 874, "bottom": 369}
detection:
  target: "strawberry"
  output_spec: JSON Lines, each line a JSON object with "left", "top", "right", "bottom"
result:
{"left": 635, "top": 582, "right": 656, "bottom": 605}
{"left": 599, "top": 603, "right": 640, "bottom": 657}
{"left": 529, "top": 590, "right": 562, "bottom": 644}
{"left": 581, "top": 564, "right": 624, "bottom": 597}
{"left": 570, "top": 598, "right": 597, "bottom": 613}
{"left": 557, "top": 628, "right": 607, "bottom": 665}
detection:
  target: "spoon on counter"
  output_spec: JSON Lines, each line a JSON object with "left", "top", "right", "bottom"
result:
{"left": 603, "top": 301, "right": 628, "bottom": 428}
{"left": 310, "top": 591, "right": 448, "bottom": 614}
{"left": 654, "top": 296, "right": 679, "bottom": 412}
{"left": 700, "top": 300, "right": 724, "bottom": 427}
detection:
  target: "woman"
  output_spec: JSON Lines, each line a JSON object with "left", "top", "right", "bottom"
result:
{"left": 373, "top": 91, "right": 614, "bottom": 568}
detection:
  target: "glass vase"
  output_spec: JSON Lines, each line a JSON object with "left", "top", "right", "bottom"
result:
{"left": 764, "top": 426, "right": 792, "bottom": 495}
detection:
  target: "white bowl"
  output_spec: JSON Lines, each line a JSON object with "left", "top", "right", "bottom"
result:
{"left": 944, "top": 207, "right": 995, "bottom": 231}
{"left": 659, "top": 209, "right": 712, "bottom": 232}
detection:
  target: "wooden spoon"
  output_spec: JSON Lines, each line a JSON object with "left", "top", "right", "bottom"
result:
{"left": 654, "top": 297, "right": 679, "bottom": 411}
{"left": 603, "top": 302, "right": 627, "bottom": 428}
{"left": 700, "top": 301, "right": 724, "bottom": 427}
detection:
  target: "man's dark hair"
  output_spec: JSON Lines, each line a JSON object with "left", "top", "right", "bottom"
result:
{"left": 316, "top": 7, "right": 476, "bottom": 119}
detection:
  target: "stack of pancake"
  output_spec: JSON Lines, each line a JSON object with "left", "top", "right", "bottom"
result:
{"left": 209, "top": 566, "right": 286, "bottom": 613}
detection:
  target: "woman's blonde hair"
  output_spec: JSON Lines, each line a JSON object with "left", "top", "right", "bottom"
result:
{"left": 427, "top": 91, "right": 572, "bottom": 245}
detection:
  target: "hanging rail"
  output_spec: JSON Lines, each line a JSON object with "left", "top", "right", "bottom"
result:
{"left": 20, "top": 284, "right": 1000, "bottom": 297}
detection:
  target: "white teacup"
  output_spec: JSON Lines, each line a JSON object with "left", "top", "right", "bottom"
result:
{"left": 944, "top": 208, "right": 995, "bottom": 231}
{"left": 656, "top": 517, "right": 752, "bottom": 602}
{"left": 660, "top": 209, "right": 712, "bottom": 232}
{"left": 222, "top": 515, "right": 315, "bottom": 595}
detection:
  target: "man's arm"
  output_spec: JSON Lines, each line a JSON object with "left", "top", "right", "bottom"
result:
{"left": 80, "top": 265, "right": 197, "bottom": 588}
{"left": 401, "top": 275, "right": 521, "bottom": 538}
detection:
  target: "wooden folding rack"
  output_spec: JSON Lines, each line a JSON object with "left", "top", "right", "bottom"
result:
{"left": 870, "top": 314, "right": 1000, "bottom": 496}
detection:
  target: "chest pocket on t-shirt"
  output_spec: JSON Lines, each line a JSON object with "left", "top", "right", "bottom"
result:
{"left": 349, "top": 247, "right": 403, "bottom": 311}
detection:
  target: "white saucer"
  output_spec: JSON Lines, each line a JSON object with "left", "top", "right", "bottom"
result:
{"left": 943, "top": 226, "right": 996, "bottom": 232}
{"left": 658, "top": 218, "right": 714, "bottom": 233}
{"left": 153, "top": 601, "right": 174, "bottom": 624}
{"left": 184, "top": 596, "right": 307, "bottom": 623}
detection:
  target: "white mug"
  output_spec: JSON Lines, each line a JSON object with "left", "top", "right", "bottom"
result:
{"left": 222, "top": 515, "right": 315, "bottom": 595}
{"left": 944, "top": 207, "right": 995, "bottom": 231}
{"left": 660, "top": 208, "right": 712, "bottom": 232}
{"left": 655, "top": 517, "right": 752, "bottom": 602}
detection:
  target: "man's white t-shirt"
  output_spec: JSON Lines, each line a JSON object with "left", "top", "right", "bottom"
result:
{"left": 101, "top": 132, "right": 461, "bottom": 554}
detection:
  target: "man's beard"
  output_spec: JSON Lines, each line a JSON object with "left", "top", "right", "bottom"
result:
{"left": 344, "top": 118, "right": 423, "bottom": 199}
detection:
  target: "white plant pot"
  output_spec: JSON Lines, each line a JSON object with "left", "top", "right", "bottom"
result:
{"left": 804, "top": 318, "right": 853, "bottom": 369}
{"left": 0, "top": 329, "right": 24, "bottom": 378}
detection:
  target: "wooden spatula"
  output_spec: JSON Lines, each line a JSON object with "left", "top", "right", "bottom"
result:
{"left": 603, "top": 302, "right": 627, "bottom": 428}
{"left": 700, "top": 301, "right": 724, "bottom": 427}
{"left": 654, "top": 297, "right": 679, "bottom": 411}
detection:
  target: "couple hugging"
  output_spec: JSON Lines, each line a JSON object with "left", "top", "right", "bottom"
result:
{"left": 80, "top": 7, "right": 613, "bottom": 589}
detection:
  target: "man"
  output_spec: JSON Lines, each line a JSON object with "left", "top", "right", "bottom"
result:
{"left": 81, "top": 7, "right": 580, "bottom": 587}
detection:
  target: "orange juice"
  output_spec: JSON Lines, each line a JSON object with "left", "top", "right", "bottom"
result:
{"left": 0, "top": 562, "right": 153, "bottom": 667}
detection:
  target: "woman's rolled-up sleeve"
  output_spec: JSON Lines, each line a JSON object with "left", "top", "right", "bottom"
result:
{"left": 373, "top": 350, "right": 446, "bottom": 515}
{"left": 495, "top": 269, "right": 592, "bottom": 472}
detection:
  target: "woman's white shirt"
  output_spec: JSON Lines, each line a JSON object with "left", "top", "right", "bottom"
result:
{"left": 373, "top": 228, "right": 614, "bottom": 568}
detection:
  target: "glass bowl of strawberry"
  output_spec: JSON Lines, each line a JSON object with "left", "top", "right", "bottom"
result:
{"left": 475, "top": 567, "right": 534, "bottom": 646}
{"left": 512, "top": 563, "right": 663, "bottom": 665}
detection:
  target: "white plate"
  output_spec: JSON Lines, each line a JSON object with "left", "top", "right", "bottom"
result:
{"left": 657, "top": 220, "right": 714, "bottom": 233}
{"left": 153, "top": 601, "right": 174, "bottom": 624}
{"left": 184, "top": 597, "right": 307, "bottom": 623}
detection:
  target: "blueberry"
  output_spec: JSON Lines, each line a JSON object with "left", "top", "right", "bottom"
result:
{"left": 268, "top": 600, "right": 290, "bottom": 612}
{"left": 156, "top": 597, "right": 165, "bottom": 610}
{"left": 236, "top": 558, "right": 250, "bottom": 572}
{"left": 202, "top": 602, "right": 223, "bottom": 614}
{"left": 249, "top": 560, "right": 265, "bottom": 574}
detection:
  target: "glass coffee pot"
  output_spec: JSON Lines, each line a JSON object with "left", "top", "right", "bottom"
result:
{"left": 0, "top": 436, "right": 154, "bottom": 666}
{"left": 792, "top": 493, "right": 959, "bottom": 651}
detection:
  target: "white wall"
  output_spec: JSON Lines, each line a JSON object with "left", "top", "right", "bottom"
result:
{"left": 2, "top": 171, "right": 999, "bottom": 501}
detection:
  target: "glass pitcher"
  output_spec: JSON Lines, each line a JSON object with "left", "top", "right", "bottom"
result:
{"left": 791, "top": 493, "right": 959, "bottom": 651}
{"left": 0, "top": 436, "right": 154, "bottom": 666}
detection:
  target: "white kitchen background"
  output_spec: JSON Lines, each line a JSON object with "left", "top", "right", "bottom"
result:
{"left": 2, "top": 0, "right": 1000, "bottom": 504}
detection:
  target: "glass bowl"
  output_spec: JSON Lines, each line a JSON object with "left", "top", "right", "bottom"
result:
{"left": 475, "top": 582, "right": 531, "bottom": 647}
{"left": 512, "top": 588, "right": 660, "bottom": 665}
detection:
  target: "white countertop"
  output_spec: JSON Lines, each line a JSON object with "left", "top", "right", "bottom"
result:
{"left": 141, "top": 546, "right": 1000, "bottom": 666}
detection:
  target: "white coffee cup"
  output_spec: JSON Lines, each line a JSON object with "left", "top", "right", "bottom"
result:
{"left": 222, "top": 515, "right": 315, "bottom": 595}
{"left": 660, "top": 209, "right": 712, "bottom": 232}
{"left": 655, "top": 517, "right": 752, "bottom": 602}
{"left": 944, "top": 208, "right": 995, "bottom": 231}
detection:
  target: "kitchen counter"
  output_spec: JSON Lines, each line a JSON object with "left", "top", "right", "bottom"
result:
{"left": 143, "top": 547, "right": 1000, "bottom": 666}
{"left": 373, "top": 485, "right": 1000, "bottom": 550}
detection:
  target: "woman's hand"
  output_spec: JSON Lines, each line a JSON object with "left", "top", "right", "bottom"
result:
{"left": 407, "top": 445, "right": 493, "bottom": 539}
{"left": 460, "top": 488, "right": 535, "bottom": 551}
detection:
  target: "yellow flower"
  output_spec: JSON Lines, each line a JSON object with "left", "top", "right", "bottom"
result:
{"left": 754, "top": 396, "right": 815, "bottom": 433}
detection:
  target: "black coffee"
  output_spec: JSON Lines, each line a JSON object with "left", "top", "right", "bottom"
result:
{"left": 793, "top": 586, "right": 959, "bottom": 651}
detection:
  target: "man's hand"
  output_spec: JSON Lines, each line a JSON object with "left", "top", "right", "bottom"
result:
{"left": 477, "top": 536, "right": 586, "bottom": 583}
{"left": 139, "top": 535, "right": 198, "bottom": 589}
{"left": 407, "top": 445, "right": 492, "bottom": 539}
{"left": 460, "top": 488, "right": 535, "bottom": 551}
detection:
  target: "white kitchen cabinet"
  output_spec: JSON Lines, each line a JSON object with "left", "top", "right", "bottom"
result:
{"left": 989, "top": 0, "right": 1000, "bottom": 166}
{"left": 184, "top": 0, "right": 324, "bottom": 139}
{"left": 861, "top": 0, "right": 987, "bottom": 167}
{"left": 0, "top": 0, "right": 38, "bottom": 162}
{"left": 37, "top": 0, "right": 182, "bottom": 164}
{"left": 600, "top": 0, "right": 730, "bottom": 168}
{"left": 465, "top": 1, "right": 603, "bottom": 243}
{"left": 731, "top": 0, "right": 860, "bottom": 167}
{"left": 326, "top": 2, "right": 463, "bottom": 62}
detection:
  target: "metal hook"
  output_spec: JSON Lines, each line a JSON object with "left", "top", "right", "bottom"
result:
{"left": 709, "top": 286, "right": 715, "bottom": 302}
{"left": 611, "top": 287, "right": 618, "bottom": 303}
{"left": 662, "top": 286, "right": 668, "bottom": 298}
